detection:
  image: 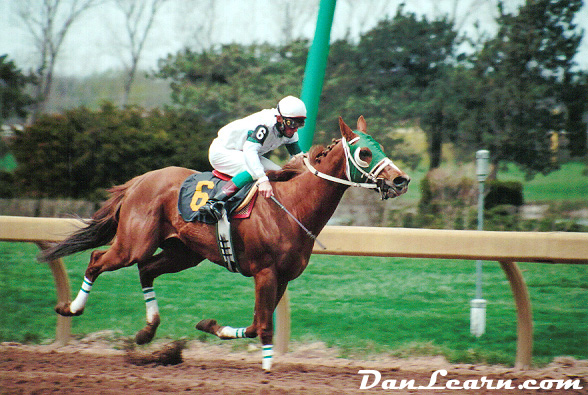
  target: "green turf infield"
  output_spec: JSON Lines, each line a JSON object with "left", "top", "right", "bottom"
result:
{"left": 1, "top": 241, "right": 585, "bottom": 367}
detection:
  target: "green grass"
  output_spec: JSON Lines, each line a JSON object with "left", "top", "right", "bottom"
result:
{"left": 400, "top": 161, "right": 588, "bottom": 203}
{"left": 1, "top": 242, "right": 586, "bottom": 367}
{"left": 498, "top": 162, "right": 588, "bottom": 202}
{"left": 0, "top": 153, "right": 17, "bottom": 172}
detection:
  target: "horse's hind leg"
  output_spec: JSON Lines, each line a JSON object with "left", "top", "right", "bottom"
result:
{"left": 56, "top": 216, "right": 161, "bottom": 317}
{"left": 55, "top": 249, "right": 112, "bottom": 316}
{"left": 135, "top": 238, "right": 204, "bottom": 344}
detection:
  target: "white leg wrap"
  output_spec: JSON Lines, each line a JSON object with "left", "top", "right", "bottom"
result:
{"left": 262, "top": 344, "right": 273, "bottom": 371}
{"left": 217, "top": 326, "right": 247, "bottom": 339}
{"left": 142, "top": 287, "right": 159, "bottom": 322}
{"left": 70, "top": 277, "right": 92, "bottom": 313}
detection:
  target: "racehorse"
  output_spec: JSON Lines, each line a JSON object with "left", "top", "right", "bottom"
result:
{"left": 41, "top": 116, "right": 410, "bottom": 370}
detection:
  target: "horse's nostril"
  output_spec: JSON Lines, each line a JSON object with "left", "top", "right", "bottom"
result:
{"left": 393, "top": 176, "right": 409, "bottom": 187}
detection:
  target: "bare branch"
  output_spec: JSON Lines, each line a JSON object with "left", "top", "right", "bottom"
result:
{"left": 272, "top": 0, "right": 319, "bottom": 45}
{"left": 172, "top": 0, "right": 217, "bottom": 52}
{"left": 15, "top": 0, "right": 104, "bottom": 118}
{"left": 113, "top": 0, "right": 170, "bottom": 105}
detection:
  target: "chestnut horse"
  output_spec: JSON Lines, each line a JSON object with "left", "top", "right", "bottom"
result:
{"left": 41, "top": 116, "right": 410, "bottom": 370}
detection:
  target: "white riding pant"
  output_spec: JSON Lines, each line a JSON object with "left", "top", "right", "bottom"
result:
{"left": 209, "top": 139, "right": 281, "bottom": 178}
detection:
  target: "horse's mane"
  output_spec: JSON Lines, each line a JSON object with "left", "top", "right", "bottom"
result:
{"left": 266, "top": 139, "right": 341, "bottom": 182}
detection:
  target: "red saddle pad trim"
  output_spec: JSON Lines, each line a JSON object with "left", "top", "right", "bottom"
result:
{"left": 212, "top": 170, "right": 231, "bottom": 181}
{"left": 232, "top": 192, "right": 258, "bottom": 219}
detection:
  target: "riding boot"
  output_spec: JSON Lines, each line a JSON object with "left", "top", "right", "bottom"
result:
{"left": 198, "top": 180, "right": 240, "bottom": 221}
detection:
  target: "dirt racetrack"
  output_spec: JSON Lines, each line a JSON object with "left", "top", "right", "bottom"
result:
{"left": 1, "top": 334, "right": 586, "bottom": 394}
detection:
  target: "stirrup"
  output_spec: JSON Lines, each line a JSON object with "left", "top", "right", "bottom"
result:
{"left": 199, "top": 200, "right": 226, "bottom": 221}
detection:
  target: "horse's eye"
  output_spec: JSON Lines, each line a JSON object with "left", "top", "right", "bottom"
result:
{"left": 355, "top": 147, "right": 372, "bottom": 167}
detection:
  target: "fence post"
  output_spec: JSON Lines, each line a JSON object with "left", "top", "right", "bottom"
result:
{"left": 274, "top": 289, "right": 291, "bottom": 355}
{"left": 37, "top": 242, "right": 72, "bottom": 346}
{"left": 499, "top": 261, "right": 533, "bottom": 369}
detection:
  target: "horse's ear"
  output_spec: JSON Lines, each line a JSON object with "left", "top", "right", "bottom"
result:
{"left": 357, "top": 115, "right": 367, "bottom": 133}
{"left": 339, "top": 117, "right": 358, "bottom": 140}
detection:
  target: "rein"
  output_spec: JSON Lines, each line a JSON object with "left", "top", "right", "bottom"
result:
{"left": 270, "top": 196, "right": 327, "bottom": 250}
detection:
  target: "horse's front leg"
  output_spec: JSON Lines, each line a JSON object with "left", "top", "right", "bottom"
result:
{"left": 196, "top": 266, "right": 285, "bottom": 371}
{"left": 194, "top": 272, "right": 271, "bottom": 341}
{"left": 195, "top": 319, "right": 256, "bottom": 339}
{"left": 252, "top": 266, "right": 279, "bottom": 371}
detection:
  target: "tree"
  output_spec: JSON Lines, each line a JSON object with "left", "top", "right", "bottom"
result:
{"left": 16, "top": 0, "right": 102, "bottom": 118}
{"left": 156, "top": 41, "right": 307, "bottom": 129}
{"left": 357, "top": 8, "right": 458, "bottom": 92}
{"left": 114, "top": 0, "right": 170, "bottom": 105}
{"left": 560, "top": 71, "right": 588, "bottom": 157}
{"left": 0, "top": 55, "right": 36, "bottom": 122}
{"left": 459, "top": 0, "right": 586, "bottom": 177}
{"left": 319, "top": 6, "right": 460, "bottom": 168}
{"left": 434, "top": 0, "right": 496, "bottom": 32}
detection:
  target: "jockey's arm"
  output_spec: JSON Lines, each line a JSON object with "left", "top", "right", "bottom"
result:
{"left": 242, "top": 140, "right": 267, "bottom": 180}
{"left": 243, "top": 129, "right": 273, "bottom": 198}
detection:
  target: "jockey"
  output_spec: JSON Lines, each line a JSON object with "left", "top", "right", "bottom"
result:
{"left": 199, "top": 95, "right": 307, "bottom": 220}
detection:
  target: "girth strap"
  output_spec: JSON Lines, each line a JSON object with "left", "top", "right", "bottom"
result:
{"left": 216, "top": 212, "right": 243, "bottom": 274}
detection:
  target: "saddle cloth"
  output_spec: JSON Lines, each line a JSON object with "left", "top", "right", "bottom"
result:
{"left": 178, "top": 171, "right": 258, "bottom": 224}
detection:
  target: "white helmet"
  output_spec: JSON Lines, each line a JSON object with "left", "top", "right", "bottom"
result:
{"left": 277, "top": 96, "right": 307, "bottom": 118}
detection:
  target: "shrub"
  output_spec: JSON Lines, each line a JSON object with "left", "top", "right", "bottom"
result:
{"left": 484, "top": 180, "right": 524, "bottom": 210}
{"left": 484, "top": 205, "right": 520, "bottom": 231}
{"left": 418, "top": 167, "right": 476, "bottom": 229}
{"left": 10, "top": 103, "right": 215, "bottom": 199}
{"left": 0, "top": 170, "right": 15, "bottom": 198}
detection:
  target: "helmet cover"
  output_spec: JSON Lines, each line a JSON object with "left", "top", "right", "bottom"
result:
{"left": 277, "top": 96, "right": 307, "bottom": 118}
{"left": 345, "top": 131, "right": 389, "bottom": 183}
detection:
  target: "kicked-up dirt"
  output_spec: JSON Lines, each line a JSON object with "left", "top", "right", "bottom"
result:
{"left": 1, "top": 334, "right": 586, "bottom": 394}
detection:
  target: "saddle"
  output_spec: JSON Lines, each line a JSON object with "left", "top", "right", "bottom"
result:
{"left": 178, "top": 171, "right": 259, "bottom": 276}
{"left": 178, "top": 171, "right": 259, "bottom": 224}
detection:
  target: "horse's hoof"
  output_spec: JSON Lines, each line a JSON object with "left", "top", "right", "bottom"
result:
{"left": 55, "top": 302, "right": 83, "bottom": 316}
{"left": 135, "top": 328, "right": 155, "bottom": 345}
{"left": 135, "top": 315, "right": 160, "bottom": 345}
{"left": 195, "top": 319, "right": 219, "bottom": 334}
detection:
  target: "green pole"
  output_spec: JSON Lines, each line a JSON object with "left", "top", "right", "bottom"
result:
{"left": 299, "top": 0, "right": 337, "bottom": 152}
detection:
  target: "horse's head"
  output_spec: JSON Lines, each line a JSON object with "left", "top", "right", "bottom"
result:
{"left": 338, "top": 116, "right": 410, "bottom": 199}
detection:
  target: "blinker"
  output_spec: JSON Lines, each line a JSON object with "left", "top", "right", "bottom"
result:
{"left": 354, "top": 147, "right": 371, "bottom": 167}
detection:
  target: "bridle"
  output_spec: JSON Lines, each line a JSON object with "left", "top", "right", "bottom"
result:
{"left": 302, "top": 136, "right": 397, "bottom": 199}
{"left": 274, "top": 133, "right": 398, "bottom": 246}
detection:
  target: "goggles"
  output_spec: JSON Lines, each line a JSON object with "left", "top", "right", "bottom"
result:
{"left": 282, "top": 117, "right": 306, "bottom": 129}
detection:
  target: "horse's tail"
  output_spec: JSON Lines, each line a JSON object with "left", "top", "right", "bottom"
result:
{"left": 39, "top": 177, "right": 138, "bottom": 262}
